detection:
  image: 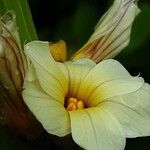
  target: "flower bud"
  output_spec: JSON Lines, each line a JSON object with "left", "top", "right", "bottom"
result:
{"left": 49, "top": 40, "right": 67, "bottom": 62}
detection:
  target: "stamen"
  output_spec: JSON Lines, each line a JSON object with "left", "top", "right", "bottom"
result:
{"left": 68, "top": 98, "right": 78, "bottom": 104}
{"left": 66, "top": 98, "right": 84, "bottom": 111}
{"left": 77, "top": 101, "right": 84, "bottom": 109}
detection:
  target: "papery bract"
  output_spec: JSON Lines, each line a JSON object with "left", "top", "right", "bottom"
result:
{"left": 0, "top": 11, "right": 43, "bottom": 139}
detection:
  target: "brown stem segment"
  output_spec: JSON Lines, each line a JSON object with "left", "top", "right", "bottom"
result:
{"left": 0, "top": 11, "right": 43, "bottom": 139}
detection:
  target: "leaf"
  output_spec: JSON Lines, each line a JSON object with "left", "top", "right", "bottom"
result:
{"left": 0, "top": 0, "right": 38, "bottom": 45}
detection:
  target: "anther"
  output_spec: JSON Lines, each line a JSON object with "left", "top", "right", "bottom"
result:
{"left": 66, "top": 97, "right": 84, "bottom": 111}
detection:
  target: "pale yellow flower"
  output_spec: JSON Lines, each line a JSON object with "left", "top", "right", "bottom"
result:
{"left": 22, "top": 0, "right": 150, "bottom": 149}
{"left": 23, "top": 41, "right": 150, "bottom": 150}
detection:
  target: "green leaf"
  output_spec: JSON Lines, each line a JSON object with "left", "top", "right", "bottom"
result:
{"left": 0, "top": 0, "right": 38, "bottom": 45}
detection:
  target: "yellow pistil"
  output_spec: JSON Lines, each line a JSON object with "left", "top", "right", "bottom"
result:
{"left": 66, "top": 98, "right": 84, "bottom": 111}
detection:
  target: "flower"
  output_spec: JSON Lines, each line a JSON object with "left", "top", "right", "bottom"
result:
{"left": 23, "top": 41, "right": 150, "bottom": 150}
{"left": 21, "top": 0, "right": 150, "bottom": 149}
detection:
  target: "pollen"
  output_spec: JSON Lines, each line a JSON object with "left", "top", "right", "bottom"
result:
{"left": 66, "top": 97, "right": 84, "bottom": 111}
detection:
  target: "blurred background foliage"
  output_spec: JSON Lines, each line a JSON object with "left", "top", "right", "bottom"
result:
{"left": 0, "top": 0, "right": 150, "bottom": 149}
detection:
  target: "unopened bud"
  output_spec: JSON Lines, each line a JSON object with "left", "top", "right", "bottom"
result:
{"left": 49, "top": 40, "right": 67, "bottom": 62}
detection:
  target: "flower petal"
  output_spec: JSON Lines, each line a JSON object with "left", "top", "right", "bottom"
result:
{"left": 71, "top": 58, "right": 96, "bottom": 66}
{"left": 78, "top": 59, "right": 132, "bottom": 102}
{"left": 23, "top": 79, "right": 70, "bottom": 137}
{"left": 69, "top": 107, "right": 125, "bottom": 150}
{"left": 65, "top": 59, "right": 96, "bottom": 98}
{"left": 24, "top": 41, "right": 68, "bottom": 102}
{"left": 101, "top": 83, "right": 150, "bottom": 137}
{"left": 88, "top": 77, "right": 144, "bottom": 106}
{"left": 72, "top": 0, "right": 140, "bottom": 62}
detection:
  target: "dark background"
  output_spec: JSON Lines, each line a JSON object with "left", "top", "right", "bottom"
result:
{"left": 0, "top": 0, "right": 150, "bottom": 149}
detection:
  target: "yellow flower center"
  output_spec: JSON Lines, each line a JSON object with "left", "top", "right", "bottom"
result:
{"left": 66, "top": 97, "right": 84, "bottom": 111}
